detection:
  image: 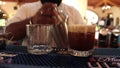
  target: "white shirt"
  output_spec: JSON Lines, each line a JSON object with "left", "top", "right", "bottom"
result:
{"left": 6, "top": 1, "right": 84, "bottom": 46}
{"left": 7, "top": 1, "right": 84, "bottom": 25}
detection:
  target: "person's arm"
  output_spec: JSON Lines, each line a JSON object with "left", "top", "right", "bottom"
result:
{"left": 5, "top": 3, "right": 36, "bottom": 41}
{"left": 5, "top": 18, "right": 31, "bottom": 41}
{"left": 5, "top": 3, "right": 61, "bottom": 41}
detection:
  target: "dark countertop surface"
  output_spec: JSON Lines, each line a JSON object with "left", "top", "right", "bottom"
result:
{"left": 0, "top": 45, "right": 120, "bottom": 68}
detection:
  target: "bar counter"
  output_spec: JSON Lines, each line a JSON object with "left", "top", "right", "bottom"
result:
{"left": 0, "top": 45, "right": 120, "bottom": 68}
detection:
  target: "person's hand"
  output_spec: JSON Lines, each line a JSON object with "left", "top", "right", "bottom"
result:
{"left": 31, "top": 3, "right": 60, "bottom": 24}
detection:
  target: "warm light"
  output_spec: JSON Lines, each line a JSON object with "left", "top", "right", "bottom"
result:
{"left": 0, "top": 1, "right": 6, "bottom": 5}
{"left": 2, "top": 2, "right": 6, "bottom": 5}
{"left": 102, "top": 5, "right": 111, "bottom": 10}
{"left": 0, "top": 1, "right": 2, "bottom": 4}
{"left": 3, "top": 14, "right": 6, "bottom": 17}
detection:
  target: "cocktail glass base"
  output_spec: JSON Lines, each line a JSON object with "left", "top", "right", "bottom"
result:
{"left": 68, "top": 48, "right": 94, "bottom": 57}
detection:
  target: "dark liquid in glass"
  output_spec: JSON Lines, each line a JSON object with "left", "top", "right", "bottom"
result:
{"left": 68, "top": 32, "right": 95, "bottom": 51}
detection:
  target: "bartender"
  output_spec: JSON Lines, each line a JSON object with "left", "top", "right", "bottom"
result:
{"left": 5, "top": 0, "right": 84, "bottom": 46}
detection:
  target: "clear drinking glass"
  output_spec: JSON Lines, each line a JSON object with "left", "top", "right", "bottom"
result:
{"left": 68, "top": 24, "right": 95, "bottom": 57}
{"left": 26, "top": 24, "right": 53, "bottom": 54}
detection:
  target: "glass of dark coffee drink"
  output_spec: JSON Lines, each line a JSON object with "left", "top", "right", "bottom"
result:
{"left": 68, "top": 25, "right": 95, "bottom": 57}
